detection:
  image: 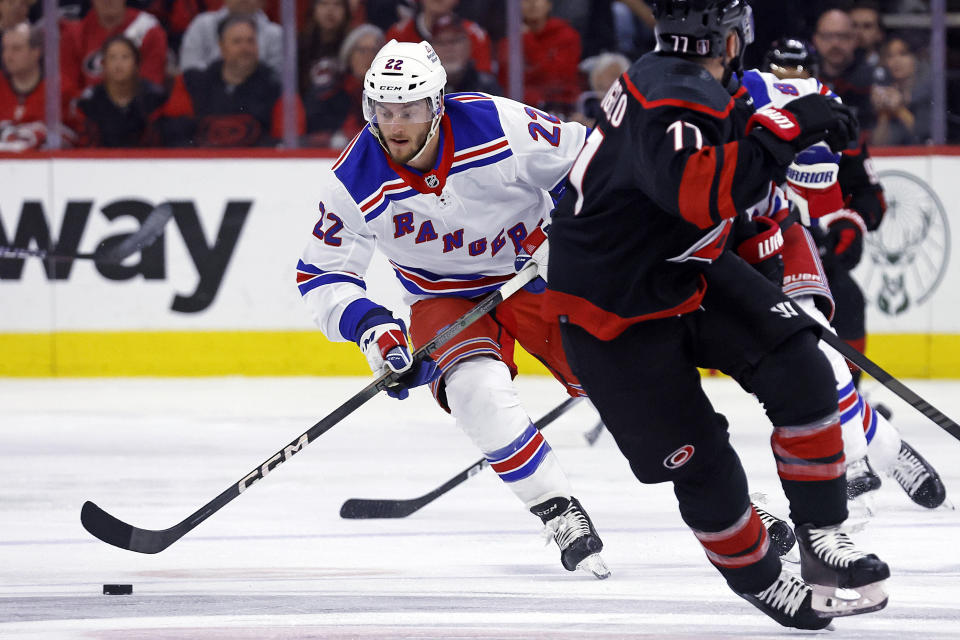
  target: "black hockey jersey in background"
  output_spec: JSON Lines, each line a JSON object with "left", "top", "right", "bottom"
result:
{"left": 545, "top": 52, "right": 795, "bottom": 340}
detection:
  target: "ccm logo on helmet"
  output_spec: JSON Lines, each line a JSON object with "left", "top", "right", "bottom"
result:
{"left": 379, "top": 85, "right": 403, "bottom": 91}
{"left": 663, "top": 445, "right": 695, "bottom": 469}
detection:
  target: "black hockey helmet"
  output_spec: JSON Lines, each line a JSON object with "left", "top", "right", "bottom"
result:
{"left": 764, "top": 38, "right": 819, "bottom": 78}
{"left": 652, "top": 0, "right": 754, "bottom": 58}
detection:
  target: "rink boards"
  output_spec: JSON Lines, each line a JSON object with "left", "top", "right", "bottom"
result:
{"left": 0, "top": 148, "right": 958, "bottom": 377}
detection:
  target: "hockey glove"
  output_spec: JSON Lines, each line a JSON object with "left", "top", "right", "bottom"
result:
{"left": 736, "top": 215, "right": 785, "bottom": 285}
{"left": 356, "top": 309, "right": 439, "bottom": 400}
{"left": 747, "top": 94, "right": 860, "bottom": 158}
{"left": 513, "top": 224, "right": 549, "bottom": 294}
{"left": 819, "top": 209, "right": 867, "bottom": 271}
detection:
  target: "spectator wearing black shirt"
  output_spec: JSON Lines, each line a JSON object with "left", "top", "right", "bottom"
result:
{"left": 871, "top": 34, "right": 932, "bottom": 145}
{"left": 298, "top": 0, "right": 350, "bottom": 97}
{"left": 850, "top": 0, "right": 885, "bottom": 67}
{"left": 813, "top": 8, "right": 879, "bottom": 137}
{"left": 77, "top": 35, "right": 166, "bottom": 146}
{"left": 431, "top": 14, "right": 502, "bottom": 95}
{"left": 301, "top": 22, "right": 381, "bottom": 148}
{"left": 159, "top": 14, "right": 302, "bottom": 146}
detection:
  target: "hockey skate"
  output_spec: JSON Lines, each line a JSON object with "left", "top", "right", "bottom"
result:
{"left": 846, "top": 456, "right": 882, "bottom": 514}
{"left": 752, "top": 504, "right": 797, "bottom": 559}
{"left": 531, "top": 496, "right": 610, "bottom": 579}
{"left": 796, "top": 523, "right": 889, "bottom": 617}
{"left": 888, "top": 441, "right": 947, "bottom": 509}
{"left": 735, "top": 568, "right": 832, "bottom": 630}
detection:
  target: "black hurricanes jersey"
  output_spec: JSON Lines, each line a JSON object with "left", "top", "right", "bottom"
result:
{"left": 545, "top": 52, "right": 796, "bottom": 340}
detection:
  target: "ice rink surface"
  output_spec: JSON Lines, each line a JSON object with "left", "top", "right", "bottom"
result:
{"left": 2, "top": 375, "right": 959, "bottom": 639}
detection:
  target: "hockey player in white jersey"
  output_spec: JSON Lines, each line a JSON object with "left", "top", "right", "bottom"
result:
{"left": 736, "top": 47, "right": 946, "bottom": 512}
{"left": 297, "top": 39, "right": 609, "bottom": 578}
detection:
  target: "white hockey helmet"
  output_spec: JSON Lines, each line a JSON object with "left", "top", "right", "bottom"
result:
{"left": 363, "top": 40, "right": 447, "bottom": 156}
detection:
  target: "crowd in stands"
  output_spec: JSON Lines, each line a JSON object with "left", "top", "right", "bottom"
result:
{"left": 0, "top": 0, "right": 951, "bottom": 150}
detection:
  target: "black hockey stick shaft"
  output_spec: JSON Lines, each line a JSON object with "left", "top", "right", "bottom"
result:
{"left": 339, "top": 395, "right": 582, "bottom": 519}
{"left": 80, "top": 265, "right": 539, "bottom": 554}
{"left": 819, "top": 330, "right": 960, "bottom": 442}
{"left": 0, "top": 203, "right": 173, "bottom": 264}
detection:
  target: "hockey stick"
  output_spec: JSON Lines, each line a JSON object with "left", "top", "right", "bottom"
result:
{"left": 80, "top": 264, "right": 539, "bottom": 554}
{"left": 819, "top": 330, "right": 960, "bottom": 442}
{"left": 339, "top": 395, "right": 582, "bottom": 519}
{"left": 583, "top": 419, "right": 605, "bottom": 446}
{"left": 0, "top": 203, "right": 173, "bottom": 263}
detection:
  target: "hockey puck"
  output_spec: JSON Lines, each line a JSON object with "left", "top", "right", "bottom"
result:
{"left": 103, "top": 584, "right": 133, "bottom": 595}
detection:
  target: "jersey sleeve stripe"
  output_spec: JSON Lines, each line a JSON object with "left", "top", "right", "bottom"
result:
{"left": 678, "top": 147, "right": 721, "bottom": 229}
{"left": 716, "top": 141, "right": 740, "bottom": 220}
{"left": 296, "top": 260, "right": 366, "bottom": 295}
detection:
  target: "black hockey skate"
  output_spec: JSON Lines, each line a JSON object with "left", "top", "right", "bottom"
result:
{"left": 752, "top": 504, "right": 796, "bottom": 558}
{"left": 796, "top": 523, "right": 890, "bottom": 617}
{"left": 531, "top": 496, "right": 609, "bottom": 579}
{"left": 889, "top": 441, "right": 946, "bottom": 509}
{"left": 846, "top": 457, "right": 882, "bottom": 500}
{"left": 735, "top": 568, "right": 832, "bottom": 630}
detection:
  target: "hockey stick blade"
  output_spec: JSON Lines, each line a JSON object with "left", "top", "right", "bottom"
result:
{"left": 819, "top": 330, "right": 960, "bottom": 442}
{"left": 81, "top": 265, "right": 539, "bottom": 553}
{"left": 0, "top": 203, "right": 173, "bottom": 264}
{"left": 96, "top": 203, "right": 174, "bottom": 264}
{"left": 339, "top": 395, "right": 581, "bottom": 519}
{"left": 81, "top": 501, "right": 179, "bottom": 554}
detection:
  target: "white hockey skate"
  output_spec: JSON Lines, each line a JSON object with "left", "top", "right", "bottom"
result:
{"left": 531, "top": 496, "right": 610, "bottom": 579}
{"left": 735, "top": 568, "right": 832, "bottom": 630}
{"left": 796, "top": 523, "right": 889, "bottom": 617}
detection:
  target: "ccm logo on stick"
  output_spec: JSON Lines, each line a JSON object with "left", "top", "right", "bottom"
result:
{"left": 238, "top": 434, "right": 309, "bottom": 493}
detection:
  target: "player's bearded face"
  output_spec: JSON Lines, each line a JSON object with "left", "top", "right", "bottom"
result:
{"left": 374, "top": 99, "right": 434, "bottom": 164}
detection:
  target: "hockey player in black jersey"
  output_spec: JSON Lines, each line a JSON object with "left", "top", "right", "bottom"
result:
{"left": 540, "top": 0, "right": 890, "bottom": 630}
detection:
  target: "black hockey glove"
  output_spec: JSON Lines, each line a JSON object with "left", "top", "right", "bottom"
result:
{"left": 735, "top": 215, "right": 785, "bottom": 285}
{"left": 819, "top": 210, "right": 867, "bottom": 271}
{"left": 747, "top": 94, "right": 860, "bottom": 163}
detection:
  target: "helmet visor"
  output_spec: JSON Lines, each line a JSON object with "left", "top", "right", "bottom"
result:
{"left": 363, "top": 96, "right": 438, "bottom": 126}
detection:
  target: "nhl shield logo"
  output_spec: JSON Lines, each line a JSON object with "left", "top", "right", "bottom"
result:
{"left": 425, "top": 174, "right": 440, "bottom": 188}
{"left": 697, "top": 39, "right": 710, "bottom": 55}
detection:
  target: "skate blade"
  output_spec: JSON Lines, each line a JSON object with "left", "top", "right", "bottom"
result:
{"left": 577, "top": 553, "right": 611, "bottom": 580}
{"left": 937, "top": 497, "right": 955, "bottom": 511}
{"left": 848, "top": 493, "right": 877, "bottom": 518}
{"left": 811, "top": 581, "right": 888, "bottom": 618}
{"left": 781, "top": 547, "right": 800, "bottom": 565}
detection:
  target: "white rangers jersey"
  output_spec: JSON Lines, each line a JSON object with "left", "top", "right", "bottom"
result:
{"left": 740, "top": 69, "right": 839, "bottom": 314}
{"left": 740, "top": 69, "right": 842, "bottom": 205}
{"left": 297, "top": 92, "right": 587, "bottom": 342}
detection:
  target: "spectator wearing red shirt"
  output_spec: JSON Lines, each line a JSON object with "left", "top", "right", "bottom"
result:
{"left": 158, "top": 15, "right": 302, "bottom": 146}
{"left": 386, "top": 0, "right": 492, "bottom": 73}
{"left": 0, "top": 0, "right": 31, "bottom": 70}
{"left": 0, "top": 22, "right": 78, "bottom": 149}
{"left": 498, "top": 0, "right": 580, "bottom": 115}
{"left": 60, "top": 0, "right": 168, "bottom": 90}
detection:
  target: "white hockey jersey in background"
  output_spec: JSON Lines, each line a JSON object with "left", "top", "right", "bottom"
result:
{"left": 739, "top": 69, "right": 843, "bottom": 225}
{"left": 297, "top": 92, "right": 587, "bottom": 342}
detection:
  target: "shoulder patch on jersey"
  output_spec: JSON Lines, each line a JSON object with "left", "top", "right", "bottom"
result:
{"left": 626, "top": 54, "right": 734, "bottom": 119}
{"left": 444, "top": 96, "right": 513, "bottom": 174}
